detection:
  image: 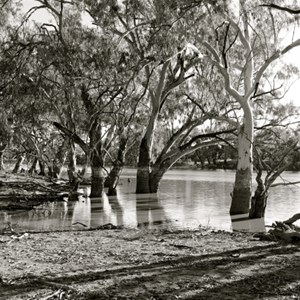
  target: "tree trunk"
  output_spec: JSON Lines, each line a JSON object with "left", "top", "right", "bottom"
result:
{"left": 67, "top": 140, "right": 77, "bottom": 185}
{"left": 249, "top": 167, "right": 268, "bottom": 219}
{"left": 51, "top": 160, "right": 59, "bottom": 178}
{"left": 79, "top": 162, "right": 88, "bottom": 177}
{"left": 249, "top": 189, "right": 268, "bottom": 219}
{"left": 28, "top": 157, "right": 38, "bottom": 174}
{"left": 230, "top": 120, "right": 253, "bottom": 215}
{"left": 105, "top": 164, "right": 122, "bottom": 196}
{"left": 149, "top": 167, "right": 166, "bottom": 193}
{"left": 39, "top": 161, "right": 46, "bottom": 176}
{"left": 136, "top": 62, "right": 169, "bottom": 194}
{"left": 105, "top": 135, "right": 128, "bottom": 196}
{"left": 0, "top": 149, "right": 5, "bottom": 170}
{"left": 90, "top": 164, "right": 105, "bottom": 197}
{"left": 89, "top": 126, "right": 105, "bottom": 197}
{"left": 12, "top": 154, "right": 25, "bottom": 173}
{"left": 230, "top": 167, "right": 252, "bottom": 214}
{"left": 136, "top": 138, "right": 151, "bottom": 194}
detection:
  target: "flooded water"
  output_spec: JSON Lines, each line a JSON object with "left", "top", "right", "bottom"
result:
{"left": 1, "top": 169, "right": 300, "bottom": 232}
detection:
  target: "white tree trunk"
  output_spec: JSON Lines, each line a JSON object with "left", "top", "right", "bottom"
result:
{"left": 230, "top": 101, "right": 253, "bottom": 215}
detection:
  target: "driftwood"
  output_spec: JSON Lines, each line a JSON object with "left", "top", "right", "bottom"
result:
{"left": 270, "top": 222, "right": 300, "bottom": 243}
{"left": 0, "top": 180, "right": 70, "bottom": 193}
{"left": 283, "top": 213, "right": 300, "bottom": 225}
{"left": 255, "top": 219, "right": 300, "bottom": 243}
{"left": 0, "top": 172, "right": 75, "bottom": 210}
{"left": 0, "top": 193, "right": 68, "bottom": 210}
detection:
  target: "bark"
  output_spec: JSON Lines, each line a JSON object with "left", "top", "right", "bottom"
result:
{"left": 55, "top": 140, "right": 68, "bottom": 179}
{"left": 39, "top": 161, "right": 46, "bottom": 176}
{"left": 81, "top": 85, "right": 106, "bottom": 197}
{"left": 105, "top": 135, "right": 128, "bottom": 196}
{"left": 249, "top": 189, "right": 268, "bottom": 219}
{"left": 28, "top": 157, "right": 38, "bottom": 174}
{"left": 0, "top": 149, "right": 5, "bottom": 170}
{"left": 263, "top": 222, "right": 300, "bottom": 243}
{"left": 284, "top": 214, "right": 300, "bottom": 225}
{"left": 79, "top": 163, "right": 88, "bottom": 177}
{"left": 230, "top": 167, "right": 251, "bottom": 215}
{"left": 53, "top": 122, "right": 89, "bottom": 154}
{"left": 90, "top": 165, "right": 105, "bottom": 197}
{"left": 51, "top": 160, "right": 60, "bottom": 178}
{"left": 149, "top": 167, "right": 166, "bottom": 193}
{"left": 89, "top": 126, "right": 105, "bottom": 197}
{"left": 67, "top": 139, "right": 77, "bottom": 185}
{"left": 12, "top": 154, "right": 25, "bottom": 173}
{"left": 136, "top": 138, "right": 152, "bottom": 194}
{"left": 230, "top": 116, "right": 253, "bottom": 215}
{"left": 249, "top": 164, "right": 267, "bottom": 219}
{"left": 106, "top": 164, "right": 122, "bottom": 196}
{"left": 136, "top": 63, "right": 169, "bottom": 194}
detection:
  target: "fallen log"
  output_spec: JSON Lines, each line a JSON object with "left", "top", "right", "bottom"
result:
{"left": 283, "top": 213, "right": 300, "bottom": 225}
{"left": 0, "top": 180, "right": 70, "bottom": 193}
{"left": 255, "top": 221, "right": 300, "bottom": 243}
{"left": 0, "top": 193, "right": 68, "bottom": 210}
{"left": 0, "top": 193, "right": 68, "bottom": 201}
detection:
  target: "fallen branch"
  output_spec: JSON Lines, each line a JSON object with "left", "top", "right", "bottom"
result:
{"left": 40, "top": 290, "right": 63, "bottom": 300}
{"left": 0, "top": 193, "right": 68, "bottom": 210}
{"left": 255, "top": 220, "right": 300, "bottom": 243}
{"left": 283, "top": 213, "right": 300, "bottom": 224}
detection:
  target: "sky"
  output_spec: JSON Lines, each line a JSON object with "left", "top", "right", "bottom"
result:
{"left": 19, "top": 0, "right": 300, "bottom": 105}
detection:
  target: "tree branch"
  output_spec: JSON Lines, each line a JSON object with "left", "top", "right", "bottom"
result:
{"left": 247, "top": 38, "right": 300, "bottom": 98}
{"left": 260, "top": 4, "right": 300, "bottom": 14}
{"left": 53, "top": 122, "right": 89, "bottom": 154}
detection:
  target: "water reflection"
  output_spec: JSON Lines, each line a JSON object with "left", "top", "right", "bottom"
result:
{"left": 0, "top": 169, "right": 300, "bottom": 232}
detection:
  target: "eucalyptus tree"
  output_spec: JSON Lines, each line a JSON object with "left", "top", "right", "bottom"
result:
{"left": 191, "top": 0, "right": 300, "bottom": 216}
{"left": 143, "top": 64, "right": 238, "bottom": 192}
{"left": 103, "top": 94, "right": 145, "bottom": 195}
{"left": 0, "top": 0, "right": 17, "bottom": 170}
{"left": 0, "top": 5, "right": 69, "bottom": 176}
{"left": 25, "top": 0, "right": 146, "bottom": 196}
{"left": 249, "top": 100, "right": 300, "bottom": 218}
{"left": 84, "top": 0, "right": 234, "bottom": 194}
{"left": 0, "top": 115, "right": 11, "bottom": 170}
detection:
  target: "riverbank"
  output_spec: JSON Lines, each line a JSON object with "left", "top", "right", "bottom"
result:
{"left": 0, "top": 227, "right": 300, "bottom": 300}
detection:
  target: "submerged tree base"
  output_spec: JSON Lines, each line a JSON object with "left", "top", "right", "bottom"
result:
{"left": 230, "top": 167, "right": 252, "bottom": 215}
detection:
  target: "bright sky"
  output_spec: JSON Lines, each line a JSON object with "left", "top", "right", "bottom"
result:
{"left": 20, "top": 0, "right": 300, "bottom": 105}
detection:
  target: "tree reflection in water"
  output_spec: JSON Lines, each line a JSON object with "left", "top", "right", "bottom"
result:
{"left": 1, "top": 169, "right": 300, "bottom": 232}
